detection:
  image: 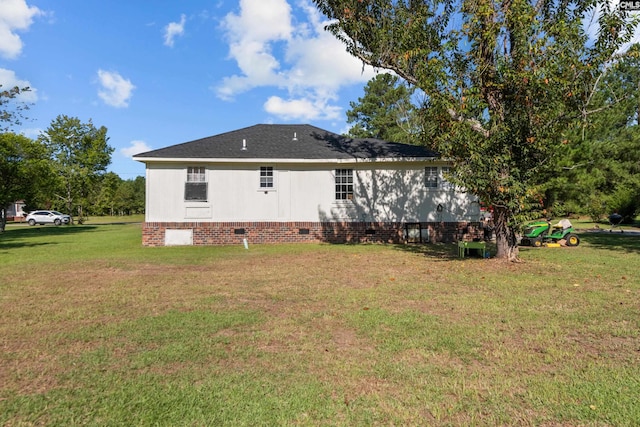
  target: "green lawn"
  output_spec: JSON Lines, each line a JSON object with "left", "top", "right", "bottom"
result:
{"left": 1, "top": 224, "right": 639, "bottom": 425}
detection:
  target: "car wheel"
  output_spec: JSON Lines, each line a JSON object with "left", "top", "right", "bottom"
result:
{"left": 54, "top": 218, "right": 62, "bottom": 226}
{"left": 565, "top": 234, "right": 580, "bottom": 247}
{"left": 28, "top": 219, "right": 36, "bottom": 226}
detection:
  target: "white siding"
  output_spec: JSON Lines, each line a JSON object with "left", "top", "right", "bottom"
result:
{"left": 144, "top": 161, "right": 478, "bottom": 223}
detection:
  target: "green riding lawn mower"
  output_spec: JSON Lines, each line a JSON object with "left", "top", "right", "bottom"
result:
{"left": 519, "top": 219, "right": 581, "bottom": 247}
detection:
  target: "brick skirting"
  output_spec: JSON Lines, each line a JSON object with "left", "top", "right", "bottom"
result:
{"left": 141, "top": 221, "right": 490, "bottom": 246}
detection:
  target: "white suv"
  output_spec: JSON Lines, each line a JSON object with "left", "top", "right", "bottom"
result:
{"left": 26, "top": 210, "right": 72, "bottom": 226}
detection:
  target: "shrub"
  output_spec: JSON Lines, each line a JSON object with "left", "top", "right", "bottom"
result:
{"left": 585, "top": 195, "right": 608, "bottom": 222}
{"left": 606, "top": 188, "right": 639, "bottom": 223}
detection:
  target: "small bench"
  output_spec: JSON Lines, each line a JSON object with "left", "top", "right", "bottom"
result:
{"left": 458, "top": 241, "right": 487, "bottom": 258}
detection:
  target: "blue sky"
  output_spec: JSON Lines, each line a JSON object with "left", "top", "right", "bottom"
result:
{"left": 1, "top": 0, "right": 378, "bottom": 179}
{"left": 2, "top": 1, "right": 638, "bottom": 179}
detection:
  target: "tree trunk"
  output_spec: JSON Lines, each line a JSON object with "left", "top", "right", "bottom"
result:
{"left": 65, "top": 176, "right": 73, "bottom": 215}
{"left": 493, "top": 205, "right": 519, "bottom": 261}
{"left": 0, "top": 207, "right": 6, "bottom": 233}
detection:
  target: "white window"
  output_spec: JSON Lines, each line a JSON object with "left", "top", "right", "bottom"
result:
{"left": 259, "top": 166, "right": 274, "bottom": 188}
{"left": 335, "top": 169, "right": 353, "bottom": 200}
{"left": 185, "top": 166, "right": 207, "bottom": 201}
{"left": 425, "top": 167, "right": 438, "bottom": 188}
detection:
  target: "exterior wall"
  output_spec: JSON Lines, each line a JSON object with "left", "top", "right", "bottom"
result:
{"left": 141, "top": 160, "right": 487, "bottom": 247}
{"left": 5, "top": 201, "right": 26, "bottom": 222}
{"left": 141, "top": 221, "right": 489, "bottom": 247}
{"left": 144, "top": 161, "right": 481, "bottom": 224}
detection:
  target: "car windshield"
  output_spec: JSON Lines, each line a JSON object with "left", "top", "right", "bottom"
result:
{"left": 51, "top": 211, "right": 63, "bottom": 215}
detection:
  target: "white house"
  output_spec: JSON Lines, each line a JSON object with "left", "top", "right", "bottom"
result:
{"left": 5, "top": 200, "right": 26, "bottom": 222}
{"left": 133, "top": 124, "right": 485, "bottom": 246}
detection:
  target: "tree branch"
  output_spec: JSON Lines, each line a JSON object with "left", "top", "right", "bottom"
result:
{"left": 446, "top": 108, "right": 491, "bottom": 138}
{"left": 351, "top": 51, "right": 491, "bottom": 138}
{"left": 561, "top": 162, "right": 593, "bottom": 170}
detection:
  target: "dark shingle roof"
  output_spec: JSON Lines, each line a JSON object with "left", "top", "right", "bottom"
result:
{"left": 134, "top": 124, "right": 438, "bottom": 161}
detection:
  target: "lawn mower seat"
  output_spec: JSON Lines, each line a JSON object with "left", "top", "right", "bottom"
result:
{"left": 553, "top": 219, "right": 572, "bottom": 230}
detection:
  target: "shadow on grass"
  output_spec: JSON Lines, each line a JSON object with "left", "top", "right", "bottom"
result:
{"left": 395, "top": 233, "right": 640, "bottom": 259}
{"left": 0, "top": 225, "right": 99, "bottom": 251}
{"left": 578, "top": 232, "right": 640, "bottom": 254}
{"left": 395, "top": 242, "right": 495, "bottom": 260}
{"left": 396, "top": 243, "right": 456, "bottom": 260}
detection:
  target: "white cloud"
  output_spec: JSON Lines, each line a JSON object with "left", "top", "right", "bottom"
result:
{"left": 121, "top": 140, "right": 152, "bottom": 157}
{"left": 0, "top": 68, "right": 38, "bottom": 102}
{"left": 216, "top": 0, "right": 293, "bottom": 100}
{"left": 97, "top": 69, "right": 135, "bottom": 108}
{"left": 18, "top": 127, "right": 41, "bottom": 138}
{"left": 215, "top": 0, "right": 376, "bottom": 122}
{"left": 164, "top": 14, "right": 186, "bottom": 47}
{"left": 264, "top": 96, "right": 341, "bottom": 121}
{"left": 0, "top": 0, "right": 42, "bottom": 59}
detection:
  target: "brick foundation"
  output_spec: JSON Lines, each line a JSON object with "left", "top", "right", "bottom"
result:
{"left": 141, "top": 221, "right": 490, "bottom": 246}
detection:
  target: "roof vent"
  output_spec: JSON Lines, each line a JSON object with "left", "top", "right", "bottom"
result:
{"left": 241, "top": 139, "right": 247, "bottom": 151}
{"left": 292, "top": 132, "right": 297, "bottom": 141}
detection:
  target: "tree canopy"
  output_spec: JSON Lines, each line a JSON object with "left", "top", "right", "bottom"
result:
{"left": 346, "top": 73, "right": 418, "bottom": 144}
{"left": 0, "top": 133, "right": 54, "bottom": 231}
{"left": 313, "top": 0, "right": 639, "bottom": 260}
{"left": 0, "top": 85, "right": 45, "bottom": 231}
{"left": 38, "top": 115, "right": 114, "bottom": 220}
{"left": 542, "top": 44, "right": 640, "bottom": 222}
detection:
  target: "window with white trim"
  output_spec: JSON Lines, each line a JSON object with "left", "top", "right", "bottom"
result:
{"left": 185, "top": 166, "right": 207, "bottom": 201}
{"left": 425, "top": 167, "right": 438, "bottom": 188}
{"left": 335, "top": 169, "right": 353, "bottom": 200}
{"left": 259, "top": 166, "right": 274, "bottom": 188}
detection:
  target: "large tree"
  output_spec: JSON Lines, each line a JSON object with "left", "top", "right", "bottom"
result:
{"left": 93, "top": 172, "right": 122, "bottom": 216}
{"left": 346, "top": 73, "right": 419, "bottom": 144}
{"left": 0, "top": 133, "right": 53, "bottom": 231}
{"left": 39, "top": 115, "right": 114, "bottom": 220}
{"left": 313, "top": 0, "right": 639, "bottom": 260}
{"left": 543, "top": 44, "right": 640, "bottom": 221}
{"left": 1, "top": 85, "right": 47, "bottom": 231}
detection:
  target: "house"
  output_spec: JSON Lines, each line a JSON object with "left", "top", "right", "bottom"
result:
{"left": 133, "top": 124, "right": 485, "bottom": 246}
{"left": 5, "top": 200, "right": 26, "bottom": 222}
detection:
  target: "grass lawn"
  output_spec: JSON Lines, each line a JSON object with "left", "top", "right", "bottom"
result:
{"left": 1, "top": 224, "right": 639, "bottom": 425}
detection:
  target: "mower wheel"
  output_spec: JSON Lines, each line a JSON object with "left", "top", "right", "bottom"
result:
{"left": 533, "top": 238, "right": 542, "bottom": 247}
{"left": 565, "top": 234, "right": 580, "bottom": 247}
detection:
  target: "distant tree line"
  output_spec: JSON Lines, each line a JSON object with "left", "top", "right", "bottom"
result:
{"left": 0, "top": 88, "right": 144, "bottom": 231}
{"left": 92, "top": 172, "right": 145, "bottom": 217}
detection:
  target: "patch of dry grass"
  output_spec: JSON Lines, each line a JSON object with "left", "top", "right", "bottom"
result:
{"left": 1, "top": 224, "right": 639, "bottom": 425}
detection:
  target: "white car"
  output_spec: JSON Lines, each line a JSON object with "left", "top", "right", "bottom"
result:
{"left": 26, "top": 210, "right": 72, "bottom": 226}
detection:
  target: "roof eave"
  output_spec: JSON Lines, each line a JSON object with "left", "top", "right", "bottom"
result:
{"left": 133, "top": 156, "right": 440, "bottom": 164}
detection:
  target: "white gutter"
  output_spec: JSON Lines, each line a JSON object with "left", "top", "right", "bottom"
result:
{"left": 132, "top": 156, "right": 440, "bottom": 164}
